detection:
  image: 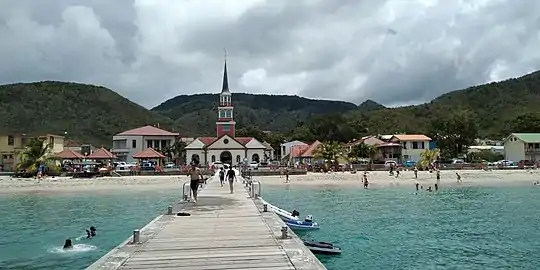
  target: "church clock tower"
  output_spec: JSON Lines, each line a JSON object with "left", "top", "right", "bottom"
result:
{"left": 216, "top": 60, "right": 235, "bottom": 137}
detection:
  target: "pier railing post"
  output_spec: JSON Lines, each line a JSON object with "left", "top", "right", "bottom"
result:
{"left": 263, "top": 204, "right": 268, "bottom": 212}
{"left": 167, "top": 205, "right": 173, "bottom": 215}
{"left": 133, "top": 229, "right": 140, "bottom": 243}
{"left": 281, "top": 226, "right": 288, "bottom": 239}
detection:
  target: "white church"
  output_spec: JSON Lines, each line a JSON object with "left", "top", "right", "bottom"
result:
{"left": 185, "top": 60, "right": 270, "bottom": 166}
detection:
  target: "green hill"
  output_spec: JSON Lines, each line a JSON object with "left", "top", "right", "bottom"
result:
{"left": 0, "top": 81, "right": 173, "bottom": 146}
{"left": 151, "top": 93, "right": 358, "bottom": 136}
{"left": 343, "top": 70, "right": 540, "bottom": 139}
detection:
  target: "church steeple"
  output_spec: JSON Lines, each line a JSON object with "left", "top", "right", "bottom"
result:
{"left": 216, "top": 54, "right": 235, "bottom": 138}
{"left": 221, "top": 60, "right": 229, "bottom": 93}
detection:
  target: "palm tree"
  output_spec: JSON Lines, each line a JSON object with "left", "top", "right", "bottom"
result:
{"left": 349, "top": 143, "right": 378, "bottom": 164}
{"left": 16, "top": 138, "right": 56, "bottom": 173}
{"left": 313, "top": 141, "right": 343, "bottom": 168}
{"left": 419, "top": 148, "right": 440, "bottom": 169}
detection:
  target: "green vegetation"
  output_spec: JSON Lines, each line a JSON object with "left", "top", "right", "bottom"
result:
{"left": 0, "top": 81, "right": 173, "bottom": 146}
{"left": 16, "top": 138, "right": 57, "bottom": 173}
{"left": 2, "top": 70, "right": 540, "bottom": 159}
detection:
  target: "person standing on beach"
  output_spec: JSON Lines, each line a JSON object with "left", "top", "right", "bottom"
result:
{"left": 226, "top": 168, "right": 237, "bottom": 194}
{"left": 363, "top": 172, "right": 369, "bottom": 189}
{"left": 413, "top": 166, "right": 418, "bottom": 179}
{"left": 436, "top": 169, "right": 441, "bottom": 184}
{"left": 187, "top": 164, "right": 203, "bottom": 203}
{"left": 415, "top": 182, "right": 419, "bottom": 191}
{"left": 456, "top": 172, "right": 462, "bottom": 183}
{"left": 285, "top": 168, "right": 290, "bottom": 183}
{"left": 219, "top": 168, "right": 225, "bottom": 187}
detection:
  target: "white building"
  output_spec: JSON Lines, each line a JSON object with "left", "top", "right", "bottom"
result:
{"left": 389, "top": 134, "right": 432, "bottom": 162}
{"left": 280, "top": 140, "right": 307, "bottom": 160}
{"left": 468, "top": 145, "right": 505, "bottom": 155}
{"left": 503, "top": 133, "right": 540, "bottom": 162}
{"left": 184, "top": 60, "right": 268, "bottom": 166}
{"left": 111, "top": 125, "right": 179, "bottom": 162}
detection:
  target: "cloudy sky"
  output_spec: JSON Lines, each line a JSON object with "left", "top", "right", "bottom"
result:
{"left": 1, "top": 0, "right": 539, "bottom": 108}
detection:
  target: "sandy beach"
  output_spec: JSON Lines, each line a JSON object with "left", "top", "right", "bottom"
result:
{"left": 1, "top": 169, "right": 539, "bottom": 194}
{"left": 258, "top": 169, "right": 540, "bottom": 189}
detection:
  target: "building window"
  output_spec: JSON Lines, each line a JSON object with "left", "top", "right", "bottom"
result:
{"left": 219, "top": 110, "right": 224, "bottom": 118}
{"left": 252, "top": 153, "right": 260, "bottom": 163}
{"left": 402, "top": 142, "right": 407, "bottom": 149}
{"left": 161, "top": 140, "right": 167, "bottom": 149}
{"left": 224, "top": 139, "right": 229, "bottom": 144}
{"left": 132, "top": 140, "right": 137, "bottom": 148}
{"left": 420, "top": 142, "right": 425, "bottom": 149}
{"left": 412, "top": 142, "right": 418, "bottom": 149}
{"left": 211, "top": 155, "right": 216, "bottom": 162}
{"left": 7, "top": 136, "right": 14, "bottom": 146}
{"left": 147, "top": 140, "right": 152, "bottom": 148}
{"left": 222, "top": 125, "right": 230, "bottom": 132}
{"left": 225, "top": 110, "right": 232, "bottom": 118}
{"left": 236, "top": 155, "right": 241, "bottom": 163}
{"left": 50, "top": 136, "right": 55, "bottom": 145}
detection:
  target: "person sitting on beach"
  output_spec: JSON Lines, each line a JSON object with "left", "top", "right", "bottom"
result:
{"left": 63, "top": 239, "right": 73, "bottom": 249}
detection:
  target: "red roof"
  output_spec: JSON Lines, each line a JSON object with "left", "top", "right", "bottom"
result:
{"left": 300, "top": 141, "right": 322, "bottom": 157}
{"left": 116, "top": 125, "right": 179, "bottom": 136}
{"left": 198, "top": 137, "right": 217, "bottom": 145}
{"left": 87, "top": 147, "right": 117, "bottom": 159}
{"left": 196, "top": 136, "right": 254, "bottom": 146}
{"left": 132, "top": 148, "right": 166, "bottom": 159}
{"left": 235, "top": 137, "right": 253, "bottom": 145}
{"left": 55, "top": 149, "right": 84, "bottom": 159}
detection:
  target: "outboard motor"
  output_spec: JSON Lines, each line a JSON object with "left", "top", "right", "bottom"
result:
{"left": 305, "top": 215, "right": 313, "bottom": 223}
{"left": 63, "top": 239, "right": 73, "bottom": 249}
{"left": 291, "top": 210, "right": 300, "bottom": 217}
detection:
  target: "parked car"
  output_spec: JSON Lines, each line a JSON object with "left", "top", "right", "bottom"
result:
{"left": 496, "top": 160, "right": 514, "bottom": 166}
{"left": 249, "top": 162, "right": 259, "bottom": 169}
{"left": 115, "top": 166, "right": 131, "bottom": 172}
{"left": 164, "top": 162, "right": 176, "bottom": 169}
{"left": 211, "top": 161, "right": 224, "bottom": 169}
{"left": 518, "top": 160, "right": 536, "bottom": 166}
{"left": 402, "top": 160, "right": 416, "bottom": 167}
{"left": 384, "top": 160, "right": 397, "bottom": 168}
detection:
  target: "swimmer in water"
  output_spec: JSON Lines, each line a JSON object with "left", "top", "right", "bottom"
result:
{"left": 90, "top": 226, "right": 96, "bottom": 237}
{"left": 63, "top": 239, "right": 73, "bottom": 249}
{"left": 86, "top": 229, "right": 92, "bottom": 239}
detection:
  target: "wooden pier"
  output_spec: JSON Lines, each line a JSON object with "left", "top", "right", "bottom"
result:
{"left": 87, "top": 176, "right": 326, "bottom": 270}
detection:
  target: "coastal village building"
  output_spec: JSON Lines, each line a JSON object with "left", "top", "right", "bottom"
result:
{"left": 280, "top": 140, "right": 308, "bottom": 161}
{"left": 185, "top": 61, "right": 268, "bottom": 166}
{"left": 111, "top": 126, "right": 179, "bottom": 162}
{"left": 503, "top": 133, "right": 540, "bottom": 162}
{"left": 290, "top": 141, "right": 323, "bottom": 165}
{"left": 344, "top": 136, "right": 402, "bottom": 162}
{"left": 0, "top": 133, "right": 65, "bottom": 171}
{"left": 389, "top": 134, "right": 432, "bottom": 162}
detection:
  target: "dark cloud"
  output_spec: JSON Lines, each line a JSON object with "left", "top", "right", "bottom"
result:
{"left": 0, "top": 0, "right": 538, "bottom": 108}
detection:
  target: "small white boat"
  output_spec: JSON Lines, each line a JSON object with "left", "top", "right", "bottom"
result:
{"left": 284, "top": 216, "right": 320, "bottom": 231}
{"left": 303, "top": 240, "right": 342, "bottom": 255}
{"left": 260, "top": 198, "right": 300, "bottom": 221}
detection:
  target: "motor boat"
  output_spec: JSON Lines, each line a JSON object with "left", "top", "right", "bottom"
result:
{"left": 303, "top": 240, "right": 342, "bottom": 255}
{"left": 284, "top": 215, "right": 320, "bottom": 231}
{"left": 260, "top": 198, "right": 301, "bottom": 221}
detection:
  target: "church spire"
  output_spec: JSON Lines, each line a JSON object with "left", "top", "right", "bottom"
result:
{"left": 221, "top": 50, "right": 229, "bottom": 93}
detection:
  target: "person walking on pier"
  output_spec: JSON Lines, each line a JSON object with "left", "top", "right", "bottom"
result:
{"left": 188, "top": 163, "right": 203, "bottom": 203}
{"left": 226, "top": 168, "right": 237, "bottom": 194}
{"left": 219, "top": 167, "right": 225, "bottom": 187}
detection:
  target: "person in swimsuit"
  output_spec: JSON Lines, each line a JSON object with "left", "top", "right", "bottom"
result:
{"left": 187, "top": 164, "right": 203, "bottom": 203}
{"left": 363, "top": 172, "right": 369, "bottom": 189}
{"left": 219, "top": 167, "right": 225, "bottom": 187}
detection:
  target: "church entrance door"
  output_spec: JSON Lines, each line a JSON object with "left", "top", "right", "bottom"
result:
{"left": 220, "top": 151, "right": 232, "bottom": 165}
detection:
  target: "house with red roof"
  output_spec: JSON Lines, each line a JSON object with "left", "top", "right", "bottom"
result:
{"left": 290, "top": 140, "right": 324, "bottom": 165}
{"left": 184, "top": 60, "right": 269, "bottom": 166}
{"left": 111, "top": 125, "right": 179, "bottom": 162}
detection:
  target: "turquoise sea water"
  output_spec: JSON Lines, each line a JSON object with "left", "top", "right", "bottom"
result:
{"left": 263, "top": 185, "right": 540, "bottom": 270}
{"left": 1, "top": 185, "right": 539, "bottom": 270}
{"left": 0, "top": 190, "right": 178, "bottom": 270}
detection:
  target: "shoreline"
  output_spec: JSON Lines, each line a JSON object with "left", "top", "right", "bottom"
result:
{"left": 0, "top": 169, "right": 539, "bottom": 195}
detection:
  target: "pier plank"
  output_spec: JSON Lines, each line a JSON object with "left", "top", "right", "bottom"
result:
{"left": 87, "top": 177, "right": 326, "bottom": 270}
